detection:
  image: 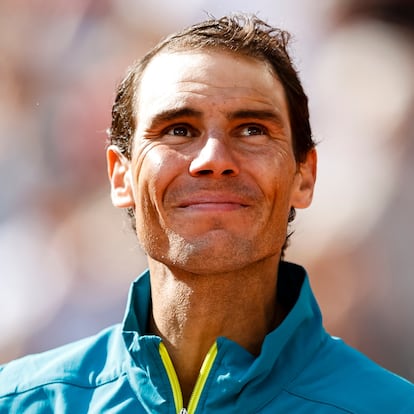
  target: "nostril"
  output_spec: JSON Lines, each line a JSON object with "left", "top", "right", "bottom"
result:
{"left": 197, "top": 169, "right": 213, "bottom": 176}
{"left": 195, "top": 169, "right": 235, "bottom": 176}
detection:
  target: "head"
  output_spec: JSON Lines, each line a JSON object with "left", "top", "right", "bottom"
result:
{"left": 107, "top": 13, "right": 316, "bottom": 260}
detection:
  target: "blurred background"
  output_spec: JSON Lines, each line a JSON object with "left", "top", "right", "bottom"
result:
{"left": 1, "top": 0, "right": 413, "bottom": 381}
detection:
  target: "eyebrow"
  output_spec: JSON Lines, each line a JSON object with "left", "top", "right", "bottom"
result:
{"left": 148, "top": 107, "right": 203, "bottom": 130}
{"left": 226, "top": 109, "right": 285, "bottom": 126}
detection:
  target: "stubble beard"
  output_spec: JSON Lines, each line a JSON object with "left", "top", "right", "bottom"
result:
{"left": 142, "top": 227, "right": 279, "bottom": 276}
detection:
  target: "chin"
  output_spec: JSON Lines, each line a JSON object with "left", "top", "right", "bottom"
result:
{"left": 166, "top": 240, "right": 268, "bottom": 275}
{"left": 144, "top": 229, "right": 282, "bottom": 274}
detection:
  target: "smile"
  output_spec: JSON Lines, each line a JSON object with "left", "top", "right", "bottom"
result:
{"left": 175, "top": 191, "right": 251, "bottom": 212}
{"left": 179, "top": 201, "right": 247, "bottom": 212}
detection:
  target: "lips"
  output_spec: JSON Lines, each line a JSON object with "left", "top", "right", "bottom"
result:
{"left": 165, "top": 189, "right": 258, "bottom": 215}
{"left": 178, "top": 194, "right": 249, "bottom": 209}
{"left": 164, "top": 181, "right": 261, "bottom": 212}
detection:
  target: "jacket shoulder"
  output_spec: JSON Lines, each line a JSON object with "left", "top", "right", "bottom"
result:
{"left": 0, "top": 324, "right": 125, "bottom": 398}
{"left": 286, "top": 335, "right": 414, "bottom": 412}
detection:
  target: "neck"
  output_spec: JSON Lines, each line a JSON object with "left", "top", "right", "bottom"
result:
{"left": 148, "top": 256, "right": 285, "bottom": 405}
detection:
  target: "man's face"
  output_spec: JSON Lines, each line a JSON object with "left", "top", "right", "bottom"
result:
{"left": 108, "top": 50, "right": 316, "bottom": 274}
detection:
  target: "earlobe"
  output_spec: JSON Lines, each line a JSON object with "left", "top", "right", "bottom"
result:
{"left": 106, "top": 145, "right": 135, "bottom": 208}
{"left": 291, "top": 148, "right": 317, "bottom": 209}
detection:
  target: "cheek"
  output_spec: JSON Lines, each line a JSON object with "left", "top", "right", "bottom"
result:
{"left": 131, "top": 141, "right": 162, "bottom": 181}
{"left": 131, "top": 141, "right": 171, "bottom": 199}
{"left": 255, "top": 153, "right": 297, "bottom": 202}
{"left": 132, "top": 145, "right": 186, "bottom": 217}
{"left": 132, "top": 146, "right": 189, "bottom": 255}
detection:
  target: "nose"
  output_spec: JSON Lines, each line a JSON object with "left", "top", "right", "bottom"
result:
{"left": 189, "top": 136, "right": 240, "bottom": 177}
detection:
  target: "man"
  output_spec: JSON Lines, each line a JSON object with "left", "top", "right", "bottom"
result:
{"left": 0, "top": 13, "right": 413, "bottom": 413}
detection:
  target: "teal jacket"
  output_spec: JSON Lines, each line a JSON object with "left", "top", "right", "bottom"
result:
{"left": 1, "top": 262, "right": 413, "bottom": 413}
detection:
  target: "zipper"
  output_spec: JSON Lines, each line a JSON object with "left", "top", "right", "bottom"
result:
{"left": 159, "top": 342, "right": 218, "bottom": 414}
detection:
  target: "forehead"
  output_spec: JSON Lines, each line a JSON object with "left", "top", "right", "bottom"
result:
{"left": 135, "top": 50, "right": 289, "bottom": 118}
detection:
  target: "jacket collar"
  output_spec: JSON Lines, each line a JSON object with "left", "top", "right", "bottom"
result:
{"left": 122, "top": 261, "right": 327, "bottom": 412}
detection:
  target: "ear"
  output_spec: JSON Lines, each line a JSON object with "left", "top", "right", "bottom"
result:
{"left": 291, "top": 148, "right": 317, "bottom": 209}
{"left": 106, "top": 145, "right": 135, "bottom": 208}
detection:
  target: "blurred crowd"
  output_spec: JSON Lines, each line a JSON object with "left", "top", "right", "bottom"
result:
{"left": 1, "top": 0, "right": 413, "bottom": 381}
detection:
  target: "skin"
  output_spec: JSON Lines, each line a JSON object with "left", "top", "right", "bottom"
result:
{"left": 107, "top": 49, "right": 317, "bottom": 405}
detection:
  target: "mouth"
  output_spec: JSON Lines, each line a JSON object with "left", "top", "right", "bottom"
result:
{"left": 180, "top": 201, "right": 247, "bottom": 212}
{"left": 177, "top": 193, "right": 250, "bottom": 211}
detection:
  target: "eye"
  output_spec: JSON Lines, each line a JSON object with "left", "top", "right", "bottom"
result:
{"left": 239, "top": 124, "right": 267, "bottom": 137}
{"left": 165, "top": 125, "right": 194, "bottom": 137}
